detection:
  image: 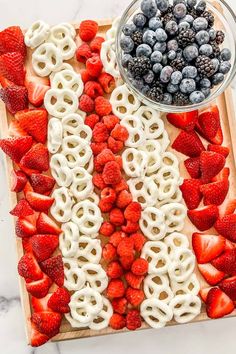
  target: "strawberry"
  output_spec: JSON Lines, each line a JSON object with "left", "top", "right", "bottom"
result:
{"left": 212, "top": 249, "right": 236, "bottom": 274}
{"left": 30, "top": 321, "right": 50, "bottom": 347}
{"left": 0, "top": 26, "right": 26, "bottom": 58}
{"left": 219, "top": 276, "right": 236, "bottom": 301}
{"left": 25, "top": 78, "right": 50, "bottom": 107}
{"left": 32, "top": 311, "right": 62, "bottom": 336}
{"left": 15, "top": 109, "right": 48, "bottom": 143}
{"left": 36, "top": 213, "right": 61, "bottom": 235}
{"left": 200, "top": 180, "right": 229, "bottom": 206}
{"left": 188, "top": 205, "right": 219, "bottom": 231}
{"left": 192, "top": 233, "right": 225, "bottom": 264}
{"left": 220, "top": 199, "right": 236, "bottom": 217}
{"left": 30, "top": 174, "right": 55, "bottom": 194}
{"left": 208, "top": 144, "right": 230, "bottom": 158}
{"left": 47, "top": 287, "right": 71, "bottom": 313}
{"left": 31, "top": 234, "right": 59, "bottom": 262}
{"left": 18, "top": 253, "right": 43, "bottom": 281}
{"left": 31, "top": 295, "right": 51, "bottom": 312}
{"left": 200, "top": 151, "right": 226, "bottom": 183}
{"left": 20, "top": 144, "right": 49, "bottom": 172}
{"left": 40, "top": 255, "right": 64, "bottom": 287}
{"left": 180, "top": 179, "right": 202, "bottom": 210}
{"left": 126, "top": 287, "right": 145, "bottom": 307}
{"left": 206, "top": 287, "right": 234, "bottom": 319}
{"left": 225, "top": 239, "right": 236, "bottom": 252}
{"left": 0, "top": 75, "right": 15, "bottom": 88}
{"left": 10, "top": 199, "right": 34, "bottom": 218}
{"left": 184, "top": 157, "right": 201, "bottom": 179}
{"left": 212, "top": 167, "right": 230, "bottom": 183}
{"left": 26, "top": 273, "right": 52, "bottom": 298}
{"left": 26, "top": 192, "right": 54, "bottom": 212}
{"left": 215, "top": 214, "right": 236, "bottom": 242}
{"left": 0, "top": 52, "right": 25, "bottom": 86}
{"left": 0, "top": 136, "right": 32, "bottom": 163}
{"left": 199, "top": 287, "right": 212, "bottom": 302}
{"left": 167, "top": 110, "right": 198, "bottom": 131}
{"left": 198, "top": 263, "right": 225, "bottom": 285}
{"left": 197, "top": 106, "right": 220, "bottom": 141}
{"left": 15, "top": 217, "right": 37, "bottom": 238}
{"left": 8, "top": 120, "right": 28, "bottom": 137}
{"left": 10, "top": 169, "right": 27, "bottom": 192}
{"left": 18, "top": 163, "right": 39, "bottom": 176}
{"left": 172, "top": 130, "right": 205, "bottom": 157}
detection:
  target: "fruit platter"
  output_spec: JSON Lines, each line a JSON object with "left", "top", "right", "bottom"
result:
{"left": 1, "top": 0, "right": 236, "bottom": 348}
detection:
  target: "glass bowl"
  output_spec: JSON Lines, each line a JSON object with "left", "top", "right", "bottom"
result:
{"left": 116, "top": 0, "right": 236, "bottom": 112}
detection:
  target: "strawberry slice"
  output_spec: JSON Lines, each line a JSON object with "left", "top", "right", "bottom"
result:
{"left": 10, "top": 169, "right": 27, "bottom": 192}
{"left": 22, "top": 238, "right": 32, "bottom": 253}
{"left": 20, "top": 143, "right": 49, "bottom": 172}
{"left": 0, "top": 52, "right": 25, "bottom": 86}
{"left": 15, "top": 217, "right": 37, "bottom": 238}
{"left": 212, "top": 249, "right": 236, "bottom": 274}
{"left": 200, "top": 179, "right": 229, "bottom": 206}
{"left": 0, "top": 136, "right": 33, "bottom": 163}
{"left": 31, "top": 234, "right": 59, "bottom": 262}
{"left": 40, "top": 255, "right": 64, "bottom": 287}
{"left": 208, "top": 144, "right": 230, "bottom": 158}
{"left": 219, "top": 276, "right": 236, "bottom": 301}
{"left": 31, "top": 311, "right": 62, "bottom": 336}
{"left": 31, "top": 295, "right": 51, "bottom": 312}
{"left": 184, "top": 157, "right": 201, "bottom": 179}
{"left": 18, "top": 253, "right": 43, "bottom": 281}
{"left": 10, "top": 199, "right": 34, "bottom": 218}
{"left": 15, "top": 108, "right": 48, "bottom": 144}
{"left": 30, "top": 321, "right": 50, "bottom": 347}
{"left": 198, "top": 263, "right": 225, "bottom": 285}
{"left": 0, "top": 75, "right": 15, "bottom": 88}
{"left": 192, "top": 233, "right": 225, "bottom": 264}
{"left": 0, "top": 84, "right": 28, "bottom": 115}
{"left": 197, "top": 106, "right": 220, "bottom": 141}
{"left": 210, "top": 126, "right": 223, "bottom": 145}
{"left": 206, "top": 287, "right": 234, "bottom": 319}
{"left": 200, "top": 151, "right": 226, "bottom": 183}
{"left": 188, "top": 205, "right": 219, "bottom": 231}
{"left": 180, "top": 179, "right": 202, "bottom": 210}
{"left": 199, "top": 287, "right": 212, "bottom": 302}
{"left": 221, "top": 199, "right": 236, "bottom": 217}
{"left": 18, "top": 163, "right": 40, "bottom": 176}
{"left": 25, "top": 79, "right": 50, "bottom": 107}
{"left": 167, "top": 110, "right": 198, "bottom": 131}
{"left": 215, "top": 214, "right": 236, "bottom": 242}
{"left": 48, "top": 287, "right": 71, "bottom": 313}
{"left": 212, "top": 167, "right": 230, "bottom": 182}
{"left": 8, "top": 120, "right": 28, "bottom": 137}
{"left": 26, "top": 191, "right": 54, "bottom": 212}
{"left": 30, "top": 174, "right": 55, "bottom": 195}
{"left": 172, "top": 130, "right": 205, "bottom": 157}
{"left": 0, "top": 26, "right": 26, "bottom": 58}
{"left": 26, "top": 273, "right": 52, "bottom": 298}
{"left": 225, "top": 239, "right": 236, "bottom": 251}
{"left": 36, "top": 213, "right": 62, "bottom": 235}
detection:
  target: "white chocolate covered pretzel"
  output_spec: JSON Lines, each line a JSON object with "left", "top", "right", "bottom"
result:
{"left": 51, "top": 69, "right": 84, "bottom": 97}
{"left": 70, "top": 167, "right": 94, "bottom": 201}
{"left": 44, "top": 88, "right": 78, "bottom": 118}
{"left": 164, "top": 232, "right": 189, "bottom": 260}
{"left": 168, "top": 248, "right": 195, "bottom": 283}
{"left": 25, "top": 20, "right": 50, "bottom": 48}
{"left": 127, "top": 177, "right": 158, "bottom": 209}
{"left": 47, "top": 118, "right": 63, "bottom": 154}
{"left": 120, "top": 115, "right": 145, "bottom": 148}
{"left": 122, "top": 148, "right": 147, "bottom": 178}
{"left": 82, "top": 264, "right": 108, "bottom": 294}
{"left": 75, "top": 237, "right": 102, "bottom": 267}
{"left": 89, "top": 297, "right": 113, "bottom": 331}
{"left": 138, "top": 140, "right": 162, "bottom": 176}
{"left": 110, "top": 85, "right": 141, "bottom": 119}
{"left": 50, "top": 62, "right": 74, "bottom": 81}
{"left": 106, "top": 17, "right": 121, "bottom": 40}
{"left": 63, "top": 258, "right": 86, "bottom": 291}
{"left": 51, "top": 186, "right": 74, "bottom": 223}
{"left": 161, "top": 151, "right": 179, "bottom": 170}
{"left": 139, "top": 207, "right": 167, "bottom": 241}
{"left": 62, "top": 114, "right": 91, "bottom": 140}
{"left": 48, "top": 24, "right": 76, "bottom": 60}
{"left": 141, "top": 241, "right": 170, "bottom": 275}
{"left": 50, "top": 153, "right": 73, "bottom": 187}
{"left": 169, "top": 294, "right": 201, "bottom": 324}
{"left": 141, "top": 298, "right": 173, "bottom": 329}
{"left": 144, "top": 274, "right": 174, "bottom": 304}
{"left": 161, "top": 202, "right": 187, "bottom": 233}
{"left": 136, "top": 106, "right": 164, "bottom": 140}
{"left": 59, "top": 222, "right": 80, "bottom": 258}
{"left": 72, "top": 201, "right": 103, "bottom": 237}
{"left": 32, "top": 43, "right": 62, "bottom": 76}
{"left": 101, "top": 38, "right": 120, "bottom": 78}
{"left": 156, "top": 189, "right": 183, "bottom": 207}
{"left": 65, "top": 313, "right": 90, "bottom": 328}
{"left": 61, "top": 135, "right": 92, "bottom": 169}
{"left": 171, "top": 274, "right": 200, "bottom": 297}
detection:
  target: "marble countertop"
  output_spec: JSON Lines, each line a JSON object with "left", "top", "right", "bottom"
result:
{"left": 0, "top": 0, "right": 236, "bottom": 353}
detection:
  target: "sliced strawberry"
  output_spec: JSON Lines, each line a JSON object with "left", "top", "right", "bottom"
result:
{"left": 215, "top": 214, "right": 236, "bottom": 242}
{"left": 184, "top": 157, "right": 201, "bottom": 179}
{"left": 31, "top": 295, "right": 51, "bottom": 312}
{"left": 10, "top": 199, "right": 34, "bottom": 218}
{"left": 212, "top": 249, "right": 236, "bottom": 274}
{"left": 23, "top": 181, "right": 34, "bottom": 195}
{"left": 31, "top": 234, "right": 59, "bottom": 262}
{"left": 30, "top": 174, "right": 55, "bottom": 195}
{"left": 8, "top": 120, "right": 28, "bottom": 137}
{"left": 198, "top": 263, "right": 225, "bottom": 285}
{"left": 26, "top": 191, "right": 54, "bottom": 212}
{"left": 15, "top": 217, "right": 37, "bottom": 238}
{"left": 0, "top": 136, "right": 33, "bottom": 163}
{"left": 25, "top": 78, "right": 50, "bottom": 107}
{"left": 20, "top": 144, "right": 49, "bottom": 172}
{"left": 166, "top": 110, "right": 198, "bottom": 131}
{"left": 225, "top": 239, "right": 236, "bottom": 252}
{"left": 0, "top": 26, "right": 26, "bottom": 58}
{"left": 40, "top": 255, "right": 64, "bottom": 287}
{"left": 15, "top": 108, "right": 48, "bottom": 144}
{"left": 192, "top": 233, "right": 225, "bottom": 264}
{"left": 212, "top": 167, "right": 230, "bottom": 182}
{"left": 1, "top": 83, "right": 28, "bottom": 115}
{"left": 219, "top": 276, "right": 236, "bottom": 301}
{"left": 10, "top": 169, "right": 27, "bottom": 192}
{"left": 188, "top": 205, "right": 219, "bottom": 231}
{"left": 180, "top": 179, "right": 202, "bottom": 210}
{"left": 26, "top": 273, "right": 52, "bottom": 298}
{"left": 200, "top": 151, "right": 226, "bottom": 183}
{"left": 172, "top": 130, "right": 205, "bottom": 157}
{"left": 200, "top": 179, "right": 229, "bottom": 206}
{"left": 199, "top": 287, "right": 212, "bottom": 302}
{"left": 22, "top": 238, "right": 32, "bottom": 253}
{"left": 30, "top": 321, "right": 50, "bottom": 347}
{"left": 221, "top": 199, "right": 236, "bottom": 217}
{"left": 197, "top": 106, "right": 220, "bottom": 141}
{"left": 208, "top": 144, "right": 230, "bottom": 158}
{"left": 48, "top": 287, "right": 71, "bottom": 313}
{"left": 36, "top": 213, "right": 62, "bottom": 235}
{"left": 0, "top": 52, "right": 25, "bottom": 86}
{"left": 0, "top": 75, "right": 15, "bottom": 88}
{"left": 31, "top": 311, "right": 62, "bottom": 336}
{"left": 206, "top": 287, "right": 234, "bottom": 319}
{"left": 18, "top": 163, "right": 40, "bottom": 176}
{"left": 18, "top": 253, "right": 43, "bottom": 281}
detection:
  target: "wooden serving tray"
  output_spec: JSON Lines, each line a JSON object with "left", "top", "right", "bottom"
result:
{"left": 1, "top": 19, "right": 236, "bottom": 344}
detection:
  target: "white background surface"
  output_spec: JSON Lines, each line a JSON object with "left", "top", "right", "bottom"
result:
{"left": 0, "top": 0, "right": 236, "bottom": 353}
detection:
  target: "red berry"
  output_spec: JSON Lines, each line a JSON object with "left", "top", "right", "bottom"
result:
{"left": 109, "top": 313, "right": 126, "bottom": 330}
{"left": 99, "top": 199, "right": 113, "bottom": 213}
{"left": 91, "top": 142, "right": 108, "bottom": 156}
{"left": 86, "top": 54, "right": 103, "bottom": 77}
{"left": 79, "top": 94, "right": 94, "bottom": 113}
{"left": 109, "top": 208, "right": 125, "bottom": 226}
{"left": 107, "top": 279, "right": 126, "bottom": 298}
{"left": 130, "top": 233, "right": 147, "bottom": 252}
{"left": 124, "top": 202, "right": 142, "bottom": 222}
{"left": 116, "top": 190, "right": 132, "bottom": 209}
{"left": 107, "top": 261, "right": 123, "bottom": 278}
{"left": 126, "top": 287, "right": 145, "bottom": 307}
{"left": 79, "top": 20, "right": 98, "bottom": 42}
{"left": 122, "top": 220, "right": 140, "bottom": 234}
{"left": 101, "top": 187, "right": 116, "bottom": 204}
{"left": 92, "top": 122, "right": 109, "bottom": 143}
{"left": 84, "top": 114, "right": 100, "bottom": 129}
{"left": 102, "top": 243, "right": 117, "bottom": 262}
{"left": 111, "top": 124, "right": 129, "bottom": 142}
{"left": 113, "top": 178, "right": 129, "bottom": 193}
{"left": 112, "top": 298, "right": 127, "bottom": 315}
{"left": 75, "top": 43, "right": 92, "bottom": 63}
{"left": 125, "top": 272, "right": 144, "bottom": 289}
{"left": 84, "top": 81, "right": 103, "bottom": 99}
{"left": 90, "top": 36, "right": 105, "bottom": 53}
{"left": 96, "top": 148, "right": 115, "bottom": 166}
{"left": 102, "top": 161, "right": 122, "bottom": 185}
{"left": 117, "top": 238, "right": 134, "bottom": 258}
{"left": 108, "top": 136, "right": 124, "bottom": 154}
{"left": 92, "top": 173, "right": 106, "bottom": 190}
{"left": 99, "top": 221, "right": 115, "bottom": 237}
{"left": 109, "top": 231, "right": 127, "bottom": 248}
{"left": 131, "top": 258, "right": 148, "bottom": 276}
{"left": 103, "top": 115, "right": 120, "bottom": 131}
{"left": 98, "top": 72, "right": 116, "bottom": 93}
{"left": 95, "top": 96, "right": 112, "bottom": 116}
{"left": 80, "top": 69, "right": 95, "bottom": 83}
{"left": 126, "top": 310, "right": 142, "bottom": 330}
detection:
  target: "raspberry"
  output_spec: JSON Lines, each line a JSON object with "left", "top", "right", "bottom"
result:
{"left": 102, "top": 161, "right": 122, "bottom": 185}
{"left": 84, "top": 81, "right": 104, "bottom": 99}
{"left": 102, "top": 243, "right": 117, "bottom": 262}
{"left": 117, "top": 238, "right": 134, "bottom": 257}
{"left": 79, "top": 94, "right": 94, "bottom": 113}
{"left": 125, "top": 272, "right": 144, "bottom": 289}
{"left": 94, "top": 156, "right": 103, "bottom": 173}
{"left": 109, "top": 313, "right": 126, "bottom": 330}
{"left": 116, "top": 190, "right": 132, "bottom": 209}
{"left": 98, "top": 72, "right": 116, "bottom": 93}
{"left": 91, "top": 142, "right": 107, "bottom": 156}
{"left": 112, "top": 297, "right": 127, "bottom": 315}
{"left": 109, "top": 231, "right": 127, "bottom": 248}
{"left": 96, "top": 148, "right": 115, "bottom": 166}
{"left": 92, "top": 173, "right": 106, "bottom": 190}
{"left": 81, "top": 69, "right": 95, "bottom": 83}
{"left": 113, "top": 178, "right": 129, "bottom": 193}
{"left": 115, "top": 155, "right": 123, "bottom": 169}
{"left": 101, "top": 187, "right": 116, "bottom": 204}
{"left": 109, "top": 208, "right": 125, "bottom": 226}
{"left": 86, "top": 54, "right": 103, "bottom": 77}
{"left": 92, "top": 122, "right": 109, "bottom": 143}
{"left": 79, "top": 20, "right": 98, "bottom": 42}
{"left": 103, "top": 115, "right": 120, "bottom": 131}
{"left": 84, "top": 114, "right": 100, "bottom": 129}
{"left": 90, "top": 36, "right": 105, "bottom": 53}
{"left": 131, "top": 258, "right": 148, "bottom": 276}
{"left": 124, "top": 202, "right": 142, "bottom": 222}
{"left": 108, "top": 136, "right": 124, "bottom": 154}
{"left": 126, "top": 287, "right": 145, "bottom": 307}
{"left": 95, "top": 96, "right": 112, "bottom": 116}
{"left": 99, "top": 199, "right": 113, "bottom": 213}
{"left": 107, "top": 279, "right": 126, "bottom": 298}
{"left": 121, "top": 220, "right": 140, "bottom": 234}
{"left": 120, "top": 255, "right": 135, "bottom": 270}
{"left": 126, "top": 310, "right": 142, "bottom": 330}
{"left": 75, "top": 43, "right": 92, "bottom": 63}
{"left": 111, "top": 124, "right": 129, "bottom": 142}
{"left": 99, "top": 221, "right": 115, "bottom": 237}
{"left": 130, "top": 233, "right": 146, "bottom": 252}
{"left": 107, "top": 261, "right": 123, "bottom": 279}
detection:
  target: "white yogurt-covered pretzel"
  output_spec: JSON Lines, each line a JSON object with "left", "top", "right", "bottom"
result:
{"left": 47, "top": 117, "right": 63, "bottom": 154}
{"left": 106, "top": 17, "right": 121, "bottom": 40}
{"left": 87, "top": 192, "right": 100, "bottom": 206}
{"left": 138, "top": 140, "right": 162, "bottom": 175}
{"left": 51, "top": 69, "right": 84, "bottom": 97}
{"left": 44, "top": 88, "right": 78, "bottom": 118}
{"left": 61, "top": 135, "right": 92, "bottom": 169}
{"left": 144, "top": 274, "right": 174, "bottom": 304}
{"left": 63, "top": 257, "right": 86, "bottom": 291}
{"left": 65, "top": 313, "right": 90, "bottom": 328}
{"left": 168, "top": 248, "right": 195, "bottom": 283}
{"left": 89, "top": 297, "right": 113, "bottom": 330}
{"left": 25, "top": 20, "right": 50, "bottom": 48}
{"left": 110, "top": 85, "right": 141, "bottom": 119}
{"left": 136, "top": 106, "right": 164, "bottom": 140}
{"left": 59, "top": 22, "right": 76, "bottom": 38}
{"left": 72, "top": 201, "right": 103, "bottom": 236}
{"left": 62, "top": 113, "right": 91, "bottom": 140}
{"left": 141, "top": 298, "right": 173, "bottom": 329}
{"left": 75, "top": 237, "right": 102, "bottom": 267}
{"left": 32, "top": 43, "right": 62, "bottom": 76}
{"left": 122, "top": 148, "right": 147, "bottom": 178}
{"left": 161, "top": 151, "right": 179, "bottom": 170}
{"left": 50, "top": 62, "right": 74, "bottom": 81}
{"left": 139, "top": 207, "right": 167, "bottom": 241}
{"left": 141, "top": 241, "right": 170, "bottom": 275}
{"left": 82, "top": 264, "right": 108, "bottom": 293}
{"left": 70, "top": 167, "right": 94, "bottom": 201}
{"left": 157, "top": 189, "right": 183, "bottom": 207}
{"left": 48, "top": 24, "right": 76, "bottom": 60}
{"left": 161, "top": 202, "right": 187, "bottom": 233}
{"left": 127, "top": 177, "right": 158, "bottom": 209}
{"left": 153, "top": 166, "right": 181, "bottom": 201}
{"left": 164, "top": 232, "right": 189, "bottom": 260}
{"left": 101, "top": 38, "right": 120, "bottom": 78}
{"left": 169, "top": 294, "right": 201, "bottom": 323}
{"left": 120, "top": 115, "right": 145, "bottom": 148}
{"left": 51, "top": 186, "right": 74, "bottom": 223}
{"left": 59, "top": 221, "right": 80, "bottom": 258}
{"left": 171, "top": 274, "right": 200, "bottom": 296}
{"left": 50, "top": 153, "right": 73, "bottom": 187}
{"left": 156, "top": 130, "right": 170, "bottom": 152}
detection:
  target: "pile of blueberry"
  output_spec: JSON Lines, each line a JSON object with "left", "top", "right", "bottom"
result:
{"left": 120, "top": 0, "right": 232, "bottom": 106}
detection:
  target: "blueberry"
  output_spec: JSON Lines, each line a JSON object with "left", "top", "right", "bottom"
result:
{"left": 183, "top": 45, "right": 199, "bottom": 62}
{"left": 133, "top": 13, "right": 147, "bottom": 28}
{"left": 187, "top": 0, "right": 197, "bottom": 8}
{"left": 155, "top": 28, "right": 168, "bottom": 42}
{"left": 165, "top": 21, "right": 178, "bottom": 36}
{"left": 160, "top": 66, "right": 173, "bottom": 83}
{"left": 200, "top": 78, "right": 211, "bottom": 88}
{"left": 168, "top": 50, "right": 176, "bottom": 60}
{"left": 201, "top": 87, "right": 211, "bottom": 98}
{"left": 153, "top": 41, "right": 167, "bottom": 53}
{"left": 199, "top": 44, "right": 213, "bottom": 56}
{"left": 174, "top": 3, "right": 187, "bottom": 19}
{"left": 180, "top": 78, "right": 196, "bottom": 94}
{"left": 149, "top": 17, "right": 163, "bottom": 30}
{"left": 136, "top": 44, "right": 152, "bottom": 57}
{"left": 219, "top": 61, "right": 231, "bottom": 74}
{"left": 120, "top": 36, "right": 134, "bottom": 53}
{"left": 141, "top": 0, "right": 157, "bottom": 18}
{"left": 132, "top": 77, "right": 145, "bottom": 90}
{"left": 180, "top": 15, "right": 194, "bottom": 24}
{"left": 153, "top": 63, "right": 163, "bottom": 73}
{"left": 167, "top": 83, "right": 179, "bottom": 93}
{"left": 196, "top": 0, "right": 206, "bottom": 14}
{"left": 195, "top": 30, "right": 209, "bottom": 45}
{"left": 171, "top": 71, "right": 182, "bottom": 85}
{"left": 193, "top": 17, "right": 208, "bottom": 31}
{"left": 122, "top": 23, "right": 137, "bottom": 36}
{"left": 162, "top": 92, "right": 173, "bottom": 104}
{"left": 167, "top": 39, "right": 178, "bottom": 51}
{"left": 211, "top": 58, "right": 220, "bottom": 72}
{"left": 162, "top": 54, "right": 168, "bottom": 66}
{"left": 151, "top": 50, "right": 163, "bottom": 63}
{"left": 143, "top": 30, "right": 157, "bottom": 46}
{"left": 182, "top": 66, "right": 198, "bottom": 78}
{"left": 189, "top": 91, "right": 205, "bottom": 103}
{"left": 173, "top": 0, "right": 186, "bottom": 5}
{"left": 208, "top": 28, "right": 216, "bottom": 40}
{"left": 178, "top": 22, "right": 190, "bottom": 31}
{"left": 121, "top": 54, "right": 132, "bottom": 68}
{"left": 155, "top": 0, "right": 169, "bottom": 12}
{"left": 212, "top": 73, "right": 224, "bottom": 85}
{"left": 220, "top": 48, "right": 232, "bottom": 61}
